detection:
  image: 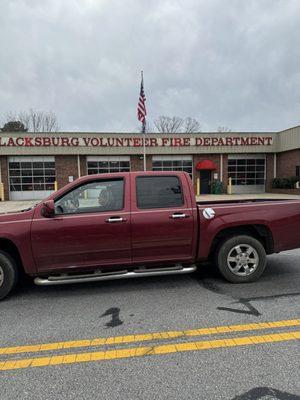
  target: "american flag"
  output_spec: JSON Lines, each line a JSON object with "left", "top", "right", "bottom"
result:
{"left": 137, "top": 73, "right": 147, "bottom": 126}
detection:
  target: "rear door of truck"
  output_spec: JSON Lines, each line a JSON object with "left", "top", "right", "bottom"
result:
{"left": 130, "top": 172, "right": 197, "bottom": 264}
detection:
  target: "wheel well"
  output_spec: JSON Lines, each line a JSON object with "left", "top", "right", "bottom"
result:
{"left": 209, "top": 224, "right": 274, "bottom": 258}
{"left": 0, "top": 238, "right": 24, "bottom": 273}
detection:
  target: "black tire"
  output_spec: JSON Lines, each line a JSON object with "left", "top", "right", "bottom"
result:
{"left": 0, "top": 251, "right": 19, "bottom": 300}
{"left": 215, "top": 235, "right": 267, "bottom": 283}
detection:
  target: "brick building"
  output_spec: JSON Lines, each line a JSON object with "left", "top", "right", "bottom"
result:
{"left": 0, "top": 125, "right": 299, "bottom": 200}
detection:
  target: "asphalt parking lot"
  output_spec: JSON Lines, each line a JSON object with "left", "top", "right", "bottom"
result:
{"left": 0, "top": 249, "right": 299, "bottom": 400}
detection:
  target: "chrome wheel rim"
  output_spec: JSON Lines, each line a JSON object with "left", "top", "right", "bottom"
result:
{"left": 227, "top": 244, "right": 259, "bottom": 276}
{"left": 0, "top": 266, "right": 4, "bottom": 287}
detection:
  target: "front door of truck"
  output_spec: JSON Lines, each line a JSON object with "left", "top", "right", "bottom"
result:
{"left": 31, "top": 177, "right": 131, "bottom": 272}
{"left": 130, "top": 174, "right": 196, "bottom": 263}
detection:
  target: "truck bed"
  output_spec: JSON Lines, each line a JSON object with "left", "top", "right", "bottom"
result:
{"left": 197, "top": 198, "right": 299, "bottom": 206}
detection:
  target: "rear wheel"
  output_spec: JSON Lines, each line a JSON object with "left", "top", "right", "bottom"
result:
{"left": 215, "top": 235, "right": 267, "bottom": 283}
{"left": 0, "top": 251, "right": 19, "bottom": 300}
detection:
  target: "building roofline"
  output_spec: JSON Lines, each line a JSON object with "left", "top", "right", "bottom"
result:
{"left": 278, "top": 124, "right": 300, "bottom": 134}
{"left": 0, "top": 131, "right": 278, "bottom": 135}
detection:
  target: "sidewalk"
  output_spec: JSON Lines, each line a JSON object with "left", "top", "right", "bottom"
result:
{"left": 196, "top": 193, "right": 300, "bottom": 202}
{"left": 1, "top": 192, "right": 300, "bottom": 213}
{"left": 0, "top": 200, "right": 37, "bottom": 213}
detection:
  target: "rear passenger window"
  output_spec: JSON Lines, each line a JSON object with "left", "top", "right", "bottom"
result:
{"left": 136, "top": 176, "right": 183, "bottom": 209}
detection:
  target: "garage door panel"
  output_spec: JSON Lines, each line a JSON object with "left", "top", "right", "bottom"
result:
{"left": 8, "top": 156, "right": 55, "bottom": 200}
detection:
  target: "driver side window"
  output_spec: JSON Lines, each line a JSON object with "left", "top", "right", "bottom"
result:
{"left": 55, "top": 178, "right": 124, "bottom": 215}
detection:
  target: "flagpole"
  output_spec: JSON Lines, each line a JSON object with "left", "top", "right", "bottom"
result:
{"left": 141, "top": 70, "right": 146, "bottom": 171}
{"left": 143, "top": 121, "right": 146, "bottom": 171}
{"left": 138, "top": 70, "right": 147, "bottom": 171}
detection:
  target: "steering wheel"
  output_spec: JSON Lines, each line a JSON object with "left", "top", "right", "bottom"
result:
{"left": 55, "top": 204, "right": 64, "bottom": 214}
{"left": 56, "top": 194, "right": 80, "bottom": 214}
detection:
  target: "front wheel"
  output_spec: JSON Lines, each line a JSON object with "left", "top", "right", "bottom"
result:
{"left": 0, "top": 251, "right": 19, "bottom": 300}
{"left": 215, "top": 235, "right": 267, "bottom": 283}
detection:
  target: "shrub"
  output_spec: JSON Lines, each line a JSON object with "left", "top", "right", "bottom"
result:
{"left": 211, "top": 180, "right": 225, "bottom": 194}
{"left": 271, "top": 177, "right": 299, "bottom": 189}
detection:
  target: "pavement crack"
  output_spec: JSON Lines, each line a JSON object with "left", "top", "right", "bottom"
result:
{"left": 218, "top": 300, "right": 261, "bottom": 316}
{"left": 198, "top": 276, "right": 300, "bottom": 317}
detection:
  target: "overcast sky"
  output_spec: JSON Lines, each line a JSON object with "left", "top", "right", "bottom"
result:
{"left": 1, "top": 0, "right": 300, "bottom": 132}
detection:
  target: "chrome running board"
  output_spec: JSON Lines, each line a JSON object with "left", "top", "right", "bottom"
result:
{"left": 34, "top": 264, "right": 197, "bottom": 286}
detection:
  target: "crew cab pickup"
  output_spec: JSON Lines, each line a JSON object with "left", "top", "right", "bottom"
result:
{"left": 1, "top": 171, "right": 300, "bottom": 300}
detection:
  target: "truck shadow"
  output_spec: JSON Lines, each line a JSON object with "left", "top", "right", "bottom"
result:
{"left": 232, "top": 386, "right": 300, "bottom": 400}
{"left": 10, "top": 252, "right": 300, "bottom": 305}
{"left": 194, "top": 255, "right": 300, "bottom": 317}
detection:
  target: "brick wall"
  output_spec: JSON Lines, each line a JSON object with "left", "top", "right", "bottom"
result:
{"left": 130, "top": 155, "right": 152, "bottom": 171}
{"left": 269, "top": 188, "right": 300, "bottom": 195}
{"left": 222, "top": 154, "right": 228, "bottom": 187}
{"left": 0, "top": 156, "right": 9, "bottom": 201}
{"left": 265, "top": 153, "right": 275, "bottom": 190}
{"left": 55, "top": 155, "right": 79, "bottom": 189}
{"left": 277, "top": 149, "right": 300, "bottom": 178}
{"left": 2, "top": 150, "right": 299, "bottom": 199}
{"left": 193, "top": 154, "right": 221, "bottom": 193}
{"left": 79, "top": 155, "right": 87, "bottom": 177}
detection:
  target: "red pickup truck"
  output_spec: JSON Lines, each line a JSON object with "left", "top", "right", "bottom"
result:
{"left": 0, "top": 171, "right": 300, "bottom": 300}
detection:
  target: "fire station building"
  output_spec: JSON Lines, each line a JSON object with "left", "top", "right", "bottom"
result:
{"left": 0, "top": 125, "right": 299, "bottom": 200}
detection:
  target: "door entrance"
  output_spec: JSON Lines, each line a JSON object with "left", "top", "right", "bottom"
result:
{"left": 200, "top": 170, "right": 211, "bottom": 194}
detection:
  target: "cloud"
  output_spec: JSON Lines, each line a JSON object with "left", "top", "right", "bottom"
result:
{"left": 0, "top": 0, "right": 299, "bottom": 132}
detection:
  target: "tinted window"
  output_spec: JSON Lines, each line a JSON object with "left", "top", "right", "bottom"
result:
{"left": 136, "top": 176, "right": 183, "bottom": 209}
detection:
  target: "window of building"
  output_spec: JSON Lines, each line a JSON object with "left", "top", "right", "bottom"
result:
{"left": 87, "top": 156, "right": 130, "bottom": 174}
{"left": 152, "top": 155, "right": 193, "bottom": 180}
{"left": 136, "top": 176, "right": 183, "bottom": 209}
{"left": 9, "top": 157, "right": 55, "bottom": 192}
{"left": 296, "top": 166, "right": 300, "bottom": 178}
{"left": 228, "top": 156, "right": 266, "bottom": 186}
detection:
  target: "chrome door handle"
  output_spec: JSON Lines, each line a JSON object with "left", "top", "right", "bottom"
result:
{"left": 105, "top": 217, "right": 127, "bottom": 223}
{"left": 170, "top": 213, "right": 189, "bottom": 219}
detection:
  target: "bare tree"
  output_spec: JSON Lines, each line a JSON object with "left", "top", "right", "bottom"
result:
{"left": 154, "top": 116, "right": 184, "bottom": 133}
{"left": 40, "top": 111, "right": 59, "bottom": 132}
{"left": 30, "top": 110, "right": 43, "bottom": 132}
{"left": 184, "top": 117, "right": 201, "bottom": 133}
{"left": 217, "top": 126, "right": 231, "bottom": 132}
{"left": 154, "top": 116, "right": 201, "bottom": 133}
{"left": 4, "top": 109, "right": 60, "bottom": 132}
{"left": 15, "top": 111, "right": 31, "bottom": 131}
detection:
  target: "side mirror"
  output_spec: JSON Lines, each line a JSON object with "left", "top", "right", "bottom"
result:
{"left": 42, "top": 200, "right": 55, "bottom": 218}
